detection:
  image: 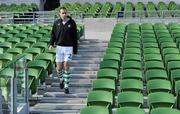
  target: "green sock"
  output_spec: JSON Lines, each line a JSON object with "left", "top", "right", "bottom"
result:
{"left": 57, "top": 70, "right": 64, "bottom": 81}
{"left": 63, "top": 71, "right": 70, "bottom": 88}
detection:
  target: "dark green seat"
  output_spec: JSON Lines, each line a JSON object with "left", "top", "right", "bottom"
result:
{"left": 148, "top": 92, "right": 175, "bottom": 110}
{"left": 32, "top": 42, "right": 47, "bottom": 52}
{"left": 162, "top": 48, "right": 179, "bottom": 57}
{"left": 118, "top": 91, "right": 143, "bottom": 107}
{"left": 14, "top": 42, "right": 30, "bottom": 50}
{"left": 144, "top": 61, "right": 164, "bottom": 71}
{"left": 144, "top": 48, "right": 160, "bottom": 54}
{"left": 100, "top": 60, "right": 119, "bottom": 72}
{"left": 120, "top": 79, "right": 143, "bottom": 93}
{"left": 124, "top": 54, "right": 141, "bottom": 61}
{"left": 106, "top": 48, "right": 122, "bottom": 55}
{"left": 6, "top": 48, "right": 23, "bottom": 55}
{"left": 147, "top": 79, "right": 172, "bottom": 93}
{"left": 108, "top": 42, "right": 123, "bottom": 49}
{"left": 122, "top": 61, "right": 141, "bottom": 70}
{"left": 165, "top": 54, "right": 180, "bottom": 66}
{"left": 145, "top": 69, "right": 168, "bottom": 81}
{"left": 150, "top": 108, "right": 180, "bottom": 114}
{"left": 121, "top": 69, "right": 142, "bottom": 80}
{"left": 144, "top": 54, "right": 162, "bottom": 62}
{"left": 143, "top": 43, "right": 158, "bottom": 48}
{"left": 116, "top": 107, "right": 145, "bottom": 114}
{"left": 80, "top": 106, "right": 109, "bottom": 114}
{"left": 97, "top": 68, "right": 118, "bottom": 81}
{"left": 87, "top": 90, "right": 113, "bottom": 111}
{"left": 0, "top": 53, "right": 13, "bottom": 68}
{"left": 124, "top": 48, "right": 141, "bottom": 54}
{"left": 126, "top": 42, "right": 141, "bottom": 48}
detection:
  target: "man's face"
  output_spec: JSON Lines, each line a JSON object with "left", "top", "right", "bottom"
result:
{"left": 59, "top": 9, "right": 67, "bottom": 20}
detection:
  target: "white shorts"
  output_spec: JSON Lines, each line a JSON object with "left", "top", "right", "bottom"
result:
{"left": 56, "top": 46, "right": 73, "bottom": 63}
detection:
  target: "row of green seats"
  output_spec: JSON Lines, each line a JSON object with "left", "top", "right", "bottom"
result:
{"left": 80, "top": 23, "right": 180, "bottom": 114}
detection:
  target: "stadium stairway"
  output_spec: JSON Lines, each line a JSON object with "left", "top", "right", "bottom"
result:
{"left": 29, "top": 39, "right": 108, "bottom": 114}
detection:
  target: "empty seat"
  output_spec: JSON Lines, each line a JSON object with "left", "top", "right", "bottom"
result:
{"left": 92, "top": 79, "right": 115, "bottom": 93}
{"left": 145, "top": 69, "right": 168, "bottom": 81}
{"left": 147, "top": 79, "right": 172, "bottom": 93}
{"left": 144, "top": 54, "right": 162, "bottom": 62}
{"left": 87, "top": 90, "right": 113, "bottom": 110}
{"left": 144, "top": 48, "right": 160, "bottom": 54}
{"left": 120, "top": 79, "right": 143, "bottom": 92}
{"left": 122, "top": 69, "right": 142, "bottom": 80}
{"left": 124, "top": 54, "right": 141, "bottom": 61}
{"left": 150, "top": 108, "right": 180, "bottom": 114}
{"left": 122, "top": 61, "right": 141, "bottom": 70}
{"left": 118, "top": 91, "right": 143, "bottom": 107}
{"left": 100, "top": 60, "right": 119, "bottom": 73}
{"left": 144, "top": 61, "right": 164, "bottom": 71}
{"left": 80, "top": 106, "right": 109, "bottom": 114}
{"left": 116, "top": 107, "right": 145, "bottom": 114}
{"left": 148, "top": 92, "right": 175, "bottom": 110}
{"left": 97, "top": 68, "right": 118, "bottom": 82}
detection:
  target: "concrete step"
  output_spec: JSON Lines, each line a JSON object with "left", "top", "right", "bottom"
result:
{"left": 78, "top": 49, "right": 105, "bottom": 52}
{"left": 45, "top": 78, "right": 94, "bottom": 85}
{"left": 71, "top": 64, "right": 99, "bottom": 67}
{"left": 29, "top": 97, "right": 86, "bottom": 104}
{"left": 51, "top": 82, "right": 92, "bottom": 87}
{"left": 78, "top": 45, "right": 107, "bottom": 48}
{"left": 71, "top": 60, "right": 100, "bottom": 64}
{"left": 73, "top": 52, "right": 104, "bottom": 56}
{"left": 79, "top": 39, "right": 108, "bottom": 43}
{"left": 43, "top": 92, "right": 88, "bottom": 98}
{"left": 48, "top": 74, "right": 96, "bottom": 80}
{"left": 70, "top": 71, "right": 97, "bottom": 74}
{"left": 30, "top": 109, "right": 80, "bottom": 114}
{"left": 31, "top": 103, "right": 86, "bottom": 110}
{"left": 79, "top": 42, "right": 107, "bottom": 44}
{"left": 38, "top": 86, "right": 91, "bottom": 93}
{"left": 79, "top": 42, "right": 108, "bottom": 47}
{"left": 72, "top": 58, "right": 102, "bottom": 61}
{"left": 70, "top": 67, "right": 99, "bottom": 71}
{"left": 73, "top": 54, "right": 103, "bottom": 58}
{"left": 79, "top": 44, "right": 107, "bottom": 47}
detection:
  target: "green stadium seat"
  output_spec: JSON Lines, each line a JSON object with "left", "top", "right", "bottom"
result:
{"left": 147, "top": 79, "right": 172, "bottom": 93}
{"left": 120, "top": 79, "right": 143, "bottom": 93}
{"left": 150, "top": 108, "right": 180, "bottom": 114}
{"left": 145, "top": 69, "right": 168, "bottom": 81}
{"left": 97, "top": 68, "right": 118, "bottom": 82}
{"left": 118, "top": 91, "right": 143, "bottom": 107}
{"left": 144, "top": 54, "right": 162, "bottom": 62}
{"left": 116, "top": 107, "right": 145, "bottom": 114}
{"left": 148, "top": 92, "right": 175, "bottom": 110}
{"left": 124, "top": 54, "right": 141, "bottom": 61}
{"left": 80, "top": 106, "right": 109, "bottom": 114}
{"left": 87, "top": 90, "right": 113, "bottom": 111}
{"left": 122, "top": 61, "right": 141, "bottom": 70}
{"left": 121, "top": 69, "right": 142, "bottom": 80}
{"left": 144, "top": 61, "right": 164, "bottom": 71}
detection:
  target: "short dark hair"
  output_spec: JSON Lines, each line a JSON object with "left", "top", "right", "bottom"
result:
{"left": 59, "top": 6, "right": 67, "bottom": 12}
